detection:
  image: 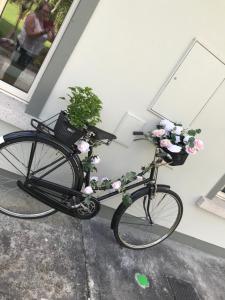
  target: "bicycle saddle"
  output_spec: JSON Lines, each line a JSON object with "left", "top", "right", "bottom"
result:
{"left": 87, "top": 125, "right": 117, "bottom": 141}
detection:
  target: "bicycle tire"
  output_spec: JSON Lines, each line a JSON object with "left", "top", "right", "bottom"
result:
{"left": 0, "top": 133, "right": 81, "bottom": 219}
{"left": 113, "top": 187, "right": 183, "bottom": 250}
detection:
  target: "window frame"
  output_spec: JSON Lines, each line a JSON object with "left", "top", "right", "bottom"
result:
{"left": 1, "top": 0, "right": 100, "bottom": 117}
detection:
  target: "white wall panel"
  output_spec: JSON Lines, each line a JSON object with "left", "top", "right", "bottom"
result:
{"left": 151, "top": 41, "right": 225, "bottom": 126}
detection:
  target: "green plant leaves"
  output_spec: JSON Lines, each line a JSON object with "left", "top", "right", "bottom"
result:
{"left": 63, "top": 86, "right": 102, "bottom": 128}
{"left": 122, "top": 193, "right": 132, "bottom": 206}
{"left": 188, "top": 137, "right": 195, "bottom": 148}
{"left": 82, "top": 157, "right": 97, "bottom": 173}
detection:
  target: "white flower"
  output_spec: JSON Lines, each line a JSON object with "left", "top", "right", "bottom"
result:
{"left": 101, "top": 177, "right": 109, "bottom": 182}
{"left": 90, "top": 176, "right": 98, "bottom": 182}
{"left": 111, "top": 180, "right": 121, "bottom": 190}
{"left": 160, "top": 119, "right": 175, "bottom": 132}
{"left": 183, "top": 135, "right": 191, "bottom": 144}
{"left": 167, "top": 145, "right": 182, "bottom": 153}
{"left": 175, "top": 136, "right": 181, "bottom": 143}
{"left": 173, "top": 126, "right": 183, "bottom": 135}
{"left": 77, "top": 141, "right": 90, "bottom": 153}
{"left": 91, "top": 155, "right": 101, "bottom": 164}
{"left": 83, "top": 186, "right": 93, "bottom": 194}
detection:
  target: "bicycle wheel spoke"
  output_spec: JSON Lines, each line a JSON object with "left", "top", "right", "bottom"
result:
{"left": 0, "top": 151, "right": 26, "bottom": 176}
{"left": 31, "top": 156, "right": 65, "bottom": 176}
{"left": 115, "top": 188, "right": 182, "bottom": 249}
{"left": 0, "top": 138, "right": 78, "bottom": 219}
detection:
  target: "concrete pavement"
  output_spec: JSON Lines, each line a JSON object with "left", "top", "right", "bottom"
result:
{"left": 0, "top": 210, "right": 225, "bottom": 299}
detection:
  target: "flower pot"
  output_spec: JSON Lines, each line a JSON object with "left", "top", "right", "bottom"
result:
{"left": 54, "top": 111, "right": 85, "bottom": 146}
{"left": 161, "top": 147, "right": 188, "bottom": 166}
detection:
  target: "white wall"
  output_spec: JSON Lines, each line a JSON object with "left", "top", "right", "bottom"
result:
{"left": 40, "top": 0, "right": 225, "bottom": 247}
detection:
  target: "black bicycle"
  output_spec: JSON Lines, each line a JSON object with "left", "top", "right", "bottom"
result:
{"left": 0, "top": 117, "right": 183, "bottom": 250}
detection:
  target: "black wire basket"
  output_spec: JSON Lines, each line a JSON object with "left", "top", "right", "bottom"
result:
{"left": 54, "top": 111, "right": 85, "bottom": 146}
{"left": 162, "top": 147, "right": 188, "bottom": 166}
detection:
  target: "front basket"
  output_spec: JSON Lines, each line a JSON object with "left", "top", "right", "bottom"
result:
{"left": 162, "top": 147, "right": 188, "bottom": 166}
{"left": 54, "top": 111, "right": 85, "bottom": 146}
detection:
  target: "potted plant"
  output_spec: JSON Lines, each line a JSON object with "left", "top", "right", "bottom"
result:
{"left": 54, "top": 86, "right": 102, "bottom": 146}
{"left": 149, "top": 119, "right": 204, "bottom": 166}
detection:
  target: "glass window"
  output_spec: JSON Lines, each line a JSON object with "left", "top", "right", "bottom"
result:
{"left": 0, "top": 0, "right": 73, "bottom": 93}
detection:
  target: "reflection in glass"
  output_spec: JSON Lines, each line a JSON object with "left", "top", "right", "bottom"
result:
{"left": 0, "top": 0, "right": 73, "bottom": 93}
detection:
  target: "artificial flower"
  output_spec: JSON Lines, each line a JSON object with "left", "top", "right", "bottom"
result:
{"left": 160, "top": 139, "right": 172, "bottom": 148}
{"left": 152, "top": 129, "right": 166, "bottom": 137}
{"left": 77, "top": 141, "right": 90, "bottom": 153}
{"left": 112, "top": 180, "right": 121, "bottom": 190}
{"left": 194, "top": 139, "right": 204, "bottom": 150}
{"left": 167, "top": 145, "right": 182, "bottom": 153}
{"left": 186, "top": 146, "right": 197, "bottom": 155}
{"left": 101, "top": 177, "right": 109, "bottom": 182}
{"left": 183, "top": 135, "right": 191, "bottom": 144}
{"left": 91, "top": 155, "right": 101, "bottom": 164}
{"left": 175, "top": 136, "right": 181, "bottom": 143}
{"left": 84, "top": 186, "right": 93, "bottom": 194}
{"left": 160, "top": 119, "right": 175, "bottom": 131}
{"left": 173, "top": 126, "right": 183, "bottom": 135}
{"left": 90, "top": 176, "right": 98, "bottom": 182}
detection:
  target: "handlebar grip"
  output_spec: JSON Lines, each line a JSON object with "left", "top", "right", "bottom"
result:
{"left": 133, "top": 131, "right": 144, "bottom": 135}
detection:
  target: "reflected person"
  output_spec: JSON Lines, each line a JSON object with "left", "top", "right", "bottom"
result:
{"left": 1, "top": 2, "right": 55, "bottom": 87}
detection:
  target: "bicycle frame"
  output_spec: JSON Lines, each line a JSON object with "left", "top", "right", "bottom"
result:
{"left": 5, "top": 129, "right": 169, "bottom": 217}
{"left": 24, "top": 144, "right": 165, "bottom": 204}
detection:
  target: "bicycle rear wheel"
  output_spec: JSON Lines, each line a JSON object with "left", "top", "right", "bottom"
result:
{"left": 0, "top": 135, "right": 80, "bottom": 219}
{"left": 113, "top": 187, "right": 183, "bottom": 249}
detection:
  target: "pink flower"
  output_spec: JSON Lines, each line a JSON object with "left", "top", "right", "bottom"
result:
{"left": 194, "top": 139, "right": 204, "bottom": 150}
{"left": 186, "top": 146, "right": 197, "bottom": 155}
{"left": 111, "top": 180, "right": 121, "bottom": 190}
{"left": 160, "top": 139, "right": 172, "bottom": 148}
{"left": 152, "top": 129, "right": 166, "bottom": 137}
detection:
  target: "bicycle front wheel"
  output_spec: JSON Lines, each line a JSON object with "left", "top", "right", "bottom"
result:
{"left": 113, "top": 187, "right": 183, "bottom": 249}
{"left": 0, "top": 135, "right": 80, "bottom": 219}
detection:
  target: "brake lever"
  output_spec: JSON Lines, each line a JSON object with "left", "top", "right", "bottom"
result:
{"left": 133, "top": 138, "right": 148, "bottom": 142}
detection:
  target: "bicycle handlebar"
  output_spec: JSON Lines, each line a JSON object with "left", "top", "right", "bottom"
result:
{"left": 133, "top": 131, "right": 144, "bottom": 135}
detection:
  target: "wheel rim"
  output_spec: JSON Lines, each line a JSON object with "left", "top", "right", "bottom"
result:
{"left": 0, "top": 140, "right": 76, "bottom": 218}
{"left": 117, "top": 191, "right": 181, "bottom": 249}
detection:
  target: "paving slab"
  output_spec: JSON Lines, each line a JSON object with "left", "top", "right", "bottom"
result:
{"left": 0, "top": 213, "right": 88, "bottom": 300}
{"left": 81, "top": 216, "right": 225, "bottom": 300}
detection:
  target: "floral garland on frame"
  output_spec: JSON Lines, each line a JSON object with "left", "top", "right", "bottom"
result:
{"left": 76, "top": 139, "right": 151, "bottom": 206}
{"left": 76, "top": 118, "right": 204, "bottom": 206}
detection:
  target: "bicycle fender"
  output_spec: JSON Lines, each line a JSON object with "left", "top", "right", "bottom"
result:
{"left": 157, "top": 184, "right": 170, "bottom": 189}
{"left": 1, "top": 130, "right": 36, "bottom": 143}
{"left": 1, "top": 130, "right": 84, "bottom": 190}
{"left": 2, "top": 130, "right": 79, "bottom": 155}
{"left": 110, "top": 184, "right": 171, "bottom": 229}
{"left": 111, "top": 186, "right": 150, "bottom": 230}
